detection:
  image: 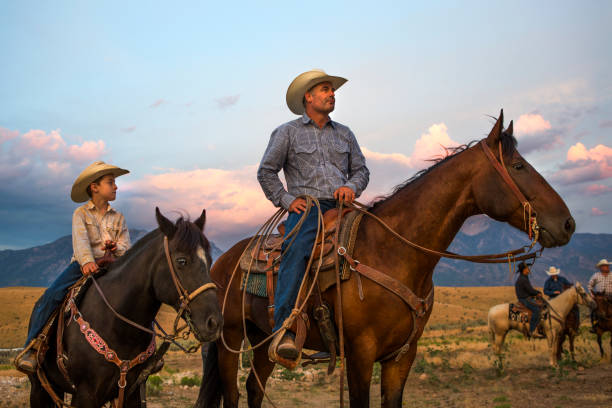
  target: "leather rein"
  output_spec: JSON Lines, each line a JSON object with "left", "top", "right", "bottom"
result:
{"left": 42, "top": 235, "right": 217, "bottom": 408}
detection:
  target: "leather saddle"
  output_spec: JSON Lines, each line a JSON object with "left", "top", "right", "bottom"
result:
{"left": 509, "top": 298, "right": 546, "bottom": 324}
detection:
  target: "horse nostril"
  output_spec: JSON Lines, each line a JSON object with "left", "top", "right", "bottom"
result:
{"left": 206, "top": 316, "right": 218, "bottom": 332}
{"left": 564, "top": 217, "right": 576, "bottom": 234}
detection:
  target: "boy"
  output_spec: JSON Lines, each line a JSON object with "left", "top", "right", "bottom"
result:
{"left": 15, "top": 161, "right": 131, "bottom": 373}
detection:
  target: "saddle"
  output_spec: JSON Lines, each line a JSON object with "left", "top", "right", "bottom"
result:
{"left": 509, "top": 298, "right": 547, "bottom": 336}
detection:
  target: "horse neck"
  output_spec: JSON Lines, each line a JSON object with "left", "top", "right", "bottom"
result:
{"left": 549, "top": 287, "right": 577, "bottom": 318}
{"left": 369, "top": 148, "right": 479, "bottom": 289}
{"left": 95, "top": 240, "right": 162, "bottom": 337}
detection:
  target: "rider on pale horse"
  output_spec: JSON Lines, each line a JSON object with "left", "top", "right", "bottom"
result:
{"left": 515, "top": 262, "right": 544, "bottom": 337}
{"left": 544, "top": 266, "right": 579, "bottom": 323}
{"left": 15, "top": 161, "right": 131, "bottom": 373}
{"left": 257, "top": 69, "right": 370, "bottom": 361}
{"left": 588, "top": 259, "right": 612, "bottom": 332}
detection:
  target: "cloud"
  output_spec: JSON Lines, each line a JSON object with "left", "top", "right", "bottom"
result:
{"left": 584, "top": 184, "right": 612, "bottom": 196}
{"left": 67, "top": 140, "right": 107, "bottom": 162}
{"left": 591, "top": 207, "right": 608, "bottom": 216}
{"left": 21, "top": 129, "right": 66, "bottom": 153}
{"left": 551, "top": 142, "right": 612, "bottom": 185}
{"left": 0, "top": 127, "right": 18, "bottom": 143}
{"left": 120, "top": 126, "right": 136, "bottom": 133}
{"left": 599, "top": 120, "right": 612, "bottom": 129}
{"left": 149, "top": 99, "right": 167, "bottom": 108}
{"left": 215, "top": 94, "right": 240, "bottom": 109}
{"left": 121, "top": 165, "right": 276, "bottom": 247}
{"left": 515, "top": 114, "right": 551, "bottom": 135}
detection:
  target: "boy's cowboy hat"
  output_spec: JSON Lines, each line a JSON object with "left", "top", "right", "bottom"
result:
{"left": 71, "top": 161, "right": 129, "bottom": 203}
{"left": 596, "top": 259, "right": 610, "bottom": 268}
{"left": 546, "top": 266, "right": 560, "bottom": 276}
{"left": 286, "top": 69, "right": 347, "bottom": 115}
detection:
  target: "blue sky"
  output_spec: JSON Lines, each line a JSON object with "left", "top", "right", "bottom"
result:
{"left": 1, "top": 1, "right": 611, "bottom": 249}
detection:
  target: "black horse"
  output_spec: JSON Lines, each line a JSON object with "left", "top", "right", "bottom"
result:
{"left": 28, "top": 208, "right": 223, "bottom": 407}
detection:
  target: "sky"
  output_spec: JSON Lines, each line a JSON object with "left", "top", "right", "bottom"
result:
{"left": 0, "top": 1, "right": 611, "bottom": 250}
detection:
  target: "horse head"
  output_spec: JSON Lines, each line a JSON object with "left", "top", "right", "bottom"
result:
{"left": 471, "top": 109, "right": 575, "bottom": 248}
{"left": 574, "top": 282, "right": 595, "bottom": 308}
{"left": 154, "top": 207, "right": 223, "bottom": 342}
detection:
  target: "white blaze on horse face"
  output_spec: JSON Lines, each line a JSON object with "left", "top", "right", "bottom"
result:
{"left": 196, "top": 246, "right": 208, "bottom": 270}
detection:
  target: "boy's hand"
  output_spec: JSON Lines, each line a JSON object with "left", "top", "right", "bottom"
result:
{"left": 104, "top": 240, "right": 118, "bottom": 253}
{"left": 82, "top": 262, "right": 99, "bottom": 276}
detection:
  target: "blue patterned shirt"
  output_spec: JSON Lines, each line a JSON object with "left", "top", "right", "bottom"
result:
{"left": 257, "top": 114, "right": 370, "bottom": 209}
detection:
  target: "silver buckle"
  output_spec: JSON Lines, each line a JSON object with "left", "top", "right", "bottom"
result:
{"left": 337, "top": 246, "right": 347, "bottom": 256}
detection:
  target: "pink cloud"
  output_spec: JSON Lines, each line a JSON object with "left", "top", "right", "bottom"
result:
{"left": 0, "top": 127, "right": 19, "bottom": 143}
{"left": 584, "top": 184, "right": 612, "bottom": 196}
{"left": 591, "top": 207, "right": 608, "bottom": 216}
{"left": 515, "top": 114, "right": 552, "bottom": 135}
{"left": 122, "top": 165, "right": 276, "bottom": 244}
{"left": 21, "top": 129, "right": 66, "bottom": 152}
{"left": 67, "top": 140, "right": 106, "bottom": 162}
{"left": 552, "top": 142, "right": 612, "bottom": 185}
{"left": 149, "top": 99, "right": 167, "bottom": 108}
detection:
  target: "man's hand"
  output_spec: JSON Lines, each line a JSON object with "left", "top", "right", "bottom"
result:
{"left": 104, "top": 240, "right": 118, "bottom": 253}
{"left": 334, "top": 186, "right": 355, "bottom": 204}
{"left": 82, "top": 262, "right": 99, "bottom": 276}
{"left": 289, "top": 198, "right": 309, "bottom": 214}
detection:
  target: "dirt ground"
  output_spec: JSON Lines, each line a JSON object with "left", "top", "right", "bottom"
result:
{"left": 2, "top": 286, "right": 612, "bottom": 407}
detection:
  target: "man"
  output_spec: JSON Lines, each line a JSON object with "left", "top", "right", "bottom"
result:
{"left": 544, "top": 265, "right": 579, "bottom": 324}
{"left": 588, "top": 259, "right": 612, "bottom": 332}
{"left": 514, "top": 262, "right": 543, "bottom": 337}
{"left": 257, "top": 69, "right": 369, "bottom": 361}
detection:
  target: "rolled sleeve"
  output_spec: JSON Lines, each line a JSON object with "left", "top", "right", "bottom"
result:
{"left": 114, "top": 214, "right": 131, "bottom": 256}
{"left": 72, "top": 209, "right": 95, "bottom": 266}
{"left": 345, "top": 131, "right": 369, "bottom": 196}
{"left": 257, "top": 127, "right": 292, "bottom": 208}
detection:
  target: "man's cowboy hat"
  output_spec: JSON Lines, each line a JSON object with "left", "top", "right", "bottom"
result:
{"left": 546, "top": 266, "right": 560, "bottom": 276}
{"left": 286, "top": 69, "right": 347, "bottom": 115}
{"left": 596, "top": 259, "right": 611, "bottom": 268}
{"left": 71, "top": 161, "right": 129, "bottom": 203}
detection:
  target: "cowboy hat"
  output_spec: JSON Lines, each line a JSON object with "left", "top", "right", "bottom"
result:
{"left": 70, "top": 161, "right": 129, "bottom": 203}
{"left": 286, "top": 69, "right": 347, "bottom": 115}
{"left": 596, "top": 259, "right": 610, "bottom": 268}
{"left": 546, "top": 266, "right": 560, "bottom": 276}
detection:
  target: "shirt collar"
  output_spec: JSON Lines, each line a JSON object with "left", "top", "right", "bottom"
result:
{"left": 301, "top": 113, "right": 336, "bottom": 129}
{"left": 86, "top": 200, "right": 115, "bottom": 213}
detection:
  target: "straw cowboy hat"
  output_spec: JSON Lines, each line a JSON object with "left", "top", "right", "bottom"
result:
{"left": 596, "top": 259, "right": 610, "bottom": 268}
{"left": 70, "top": 161, "right": 129, "bottom": 203}
{"left": 286, "top": 69, "right": 347, "bottom": 115}
{"left": 546, "top": 266, "right": 561, "bottom": 276}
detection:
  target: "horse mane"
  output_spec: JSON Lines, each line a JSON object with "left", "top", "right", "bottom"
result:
{"left": 108, "top": 217, "right": 211, "bottom": 271}
{"left": 369, "top": 129, "right": 517, "bottom": 210}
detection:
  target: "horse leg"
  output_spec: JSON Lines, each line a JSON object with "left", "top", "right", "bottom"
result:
{"left": 556, "top": 331, "right": 565, "bottom": 361}
{"left": 493, "top": 329, "right": 507, "bottom": 356}
{"left": 380, "top": 344, "right": 418, "bottom": 408}
{"left": 597, "top": 332, "right": 604, "bottom": 359}
{"left": 72, "top": 384, "right": 104, "bottom": 408}
{"left": 345, "top": 346, "right": 375, "bottom": 408}
{"left": 569, "top": 331, "right": 576, "bottom": 361}
{"left": 218, "top": 326, "right": 243, "bottom": 408}
{"left": 549, "top": 331, "right": 560, "bottom": 366}
{"left": 244, "top": 324, "right": 275, "bottom": 408}
{"left": 28, "top": 373, "right": 57, "bottom": 408}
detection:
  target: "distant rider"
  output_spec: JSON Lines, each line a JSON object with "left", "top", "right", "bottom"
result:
{"left": 588, "top": 259, "right": 612, "bottom": 333}
{"left": 515, "top": 262, "right": 543, "bottom": 337}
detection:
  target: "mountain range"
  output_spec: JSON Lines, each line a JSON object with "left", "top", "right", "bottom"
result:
{"left": 0, "top": 217, "right": 609, "bottom": 288}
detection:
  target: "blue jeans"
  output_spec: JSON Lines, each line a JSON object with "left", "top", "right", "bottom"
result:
{"left": 273, "top": 199, "right": 337, "bottom": 332}
{"left": 25, "top": 261, "right": 82, "bottom": 345}
{"left": 519, "top": 297, "right": 541, "bottom": 334}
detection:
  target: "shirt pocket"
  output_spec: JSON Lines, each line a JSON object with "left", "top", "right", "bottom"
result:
{"left": 84, "top": 219, "right": 102, "bottom": 246}
{"left": 292, "top": 140, "right": 318, "bottom": 166}
{"left": 330, "top": 139, "right": 350, "bottom": 172}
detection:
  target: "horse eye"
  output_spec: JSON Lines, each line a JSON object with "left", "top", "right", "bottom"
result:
{"left": 176, "top": 257, "right": 187, "bottom": 266}
{"left": 512, "top": 162, "right": 524, "bottom": 170}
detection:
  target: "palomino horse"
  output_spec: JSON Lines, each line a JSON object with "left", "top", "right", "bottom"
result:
{"left": 592, "top": 293, "right": 612, "bottom": 359}
{"left": 196, "top": 111, "right": 574, "bottom": 408}
{"left": 28, "top": 208, "right": 222, "bottom": 407}
{"left": 487, "top": 283, "right": 593, "bottom": 366}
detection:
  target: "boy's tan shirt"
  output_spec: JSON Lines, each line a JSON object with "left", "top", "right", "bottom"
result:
{"left": 71, "top": 200, "right": 131, "bottom": 266}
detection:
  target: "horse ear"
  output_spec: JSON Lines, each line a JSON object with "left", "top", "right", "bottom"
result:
{"left": 486, "top": 109, "right": 504, "bottom": 147}
{"left": 194, "top": 209, "right": 206, "bottom": 231}
{"left": 155, "top": 207, "right": 176, "bottom": 238}
{"left": 506, "top": 120, "right": 514, "bottom": 137}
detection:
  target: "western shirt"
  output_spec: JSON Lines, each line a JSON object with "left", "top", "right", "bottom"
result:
{"left": 257, "top": 114, "right": 370, "bottom": 210}
{"left": 588, "top": 272, "right": 612, "bottom": 295}
{"left": 71, "top": 200, "right": 131, "bottom": 266}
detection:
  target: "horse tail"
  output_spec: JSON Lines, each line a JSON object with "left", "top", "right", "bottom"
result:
{"left": 195, "top": 341, "right": 222, "bottom": 408}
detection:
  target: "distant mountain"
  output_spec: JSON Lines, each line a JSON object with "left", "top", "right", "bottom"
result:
{"left": 1, "top": 218, "right": 609, "bottom": 288}
{"left": 0, "top": 230, "right": 224, "bottom": 287}
{"left": 435, "top": 215, "right": 612, "bottom": 287}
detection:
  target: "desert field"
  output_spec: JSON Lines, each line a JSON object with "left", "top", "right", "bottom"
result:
{"left": 1, "top": 286, "right": 611, "bottom": 407}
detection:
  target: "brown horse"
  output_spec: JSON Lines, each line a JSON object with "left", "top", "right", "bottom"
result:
{"left": 592, "top": 293, "right": 612, "bottom": 360}
{"left": 196, "top": 111, "right": 575, "bottom": 408}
